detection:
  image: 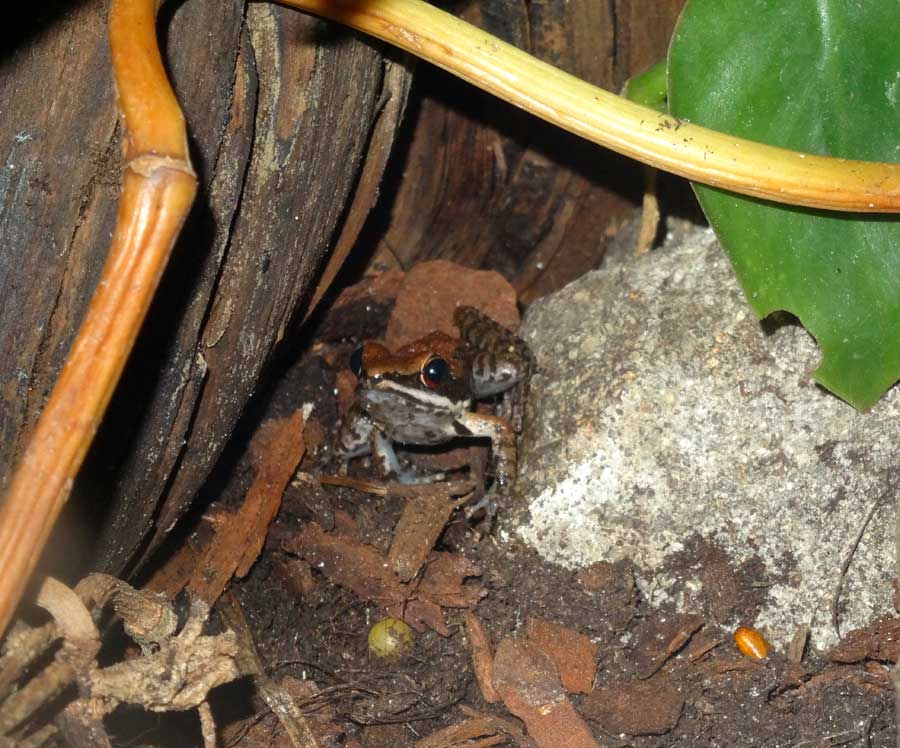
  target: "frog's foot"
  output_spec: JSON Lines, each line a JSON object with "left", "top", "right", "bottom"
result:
{"left": 465, "top": 490, "right": 498, "bottom": 527}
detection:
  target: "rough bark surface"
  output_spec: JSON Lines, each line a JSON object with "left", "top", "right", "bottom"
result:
{"left": 0, "top": 0, "right": 681, "bottom": 578}
{"left": 377, "top": 0, "right": 686, "bottom": 302}
{"left": 0, "top": 1, "right": 411, "bottom": 575}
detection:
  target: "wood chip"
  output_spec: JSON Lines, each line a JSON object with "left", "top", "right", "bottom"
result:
{"left": 415, "top": 715, "right": 507, "bottom": 748}
{"left": 416, "top": 552, "right": 484, "bottom": 609}
{"left": 385, "top": 260, "right": 521, "bottom": 349}
{"left": 787, "top": 623, "right": 811, "bottom": 664}
{"left": 465, "top": 612, "right": 501, "bottom": 704}
{"left": 187, "top": 410, "right": 306, "bottom": 606}
{"left": 144, "top": 542, "right": 199, "bottom": 599}
{"left": 284, "top": 523, "right": 482, "bottom": 636}
{"left": 458, "top": 706, "right": 534, "bottom": 747}
{"left": 828, "top": 615, "right": 900, "bottom": 663}
{"left": 582, "top": 675, "right": 684, "bottom": 736}
{"left": 388, "top": 492, "right": 465, "bottom": 582}
{"left": 492, "top": 638, "right": 598, "bottom": 748}
{"left": 632, "top": 613, "right": 704, "bottom": 678}
{"left": 526, "top": 618, "right": 598, "bottom": 695}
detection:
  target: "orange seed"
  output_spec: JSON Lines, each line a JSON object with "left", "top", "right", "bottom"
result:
{"left": 734, "top": 625, "right": 769, "bottom": 660}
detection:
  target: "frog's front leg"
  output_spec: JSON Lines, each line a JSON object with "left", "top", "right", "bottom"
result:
{"left": 335, "top": 404, "right": 375, "bottom": 471}
{"left": 367, "top": 430, "right": 444, "bottom": 485}
{"left": 337, "top": 410, "right": 440, "bottom": 483}
{"left": 459, "top": 411, "right": 516, "bottom": 518}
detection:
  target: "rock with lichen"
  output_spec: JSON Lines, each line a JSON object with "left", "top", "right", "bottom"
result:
{"left": 512, "top": 224, "right": 896, "bottom": 650}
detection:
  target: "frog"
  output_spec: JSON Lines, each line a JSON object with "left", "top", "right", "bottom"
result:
{"left": 334, "top": 305, "right": 533, "bottom": 517}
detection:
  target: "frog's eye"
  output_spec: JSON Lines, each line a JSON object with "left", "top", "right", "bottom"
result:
{"left": 421, "top": 356, "right": 449, "bottom": 389}
{"left": 350, "top": 345, "right": 364, "bottom": 378}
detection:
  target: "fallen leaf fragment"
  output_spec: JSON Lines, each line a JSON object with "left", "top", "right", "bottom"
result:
{"left": 187, "top": 411, "right": 307, "bottom": 606}
{"left": 284, "top": 523, "right": 482, "bottom": 636}
{"left": 582, "top": 675, "right": 684, "bottom": 736}
{"left": 386, "top": 260, "right": 521, "bottom": 348}
{"left": 828, "top": 615, "right": 900, "bottom": 663}
{"left": 465, "top": 612, "right": 501, "bottom": 704}
{"left": 417, "top": 552, "right": 484, "bottom": 609}
{"left": 492, "top": 638, "right": 598, "bottom": 748}
{"left": 526, "top": 617, "right": 598, "bottom": 694}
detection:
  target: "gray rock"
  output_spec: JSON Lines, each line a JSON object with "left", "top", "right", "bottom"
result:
{"left": 511, "top": 224, "right": 897, "bottom": 650}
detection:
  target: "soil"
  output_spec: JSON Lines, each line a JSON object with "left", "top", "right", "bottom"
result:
{"left": 156, "top": 281, "right": 897, "bottom": 748}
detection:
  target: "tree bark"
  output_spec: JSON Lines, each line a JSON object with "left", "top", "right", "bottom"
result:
{"left": 0, "top": 0, "right": 682, "bottom": 581}
{"left": 0, "top": 0, "right": 411, "bottom": 576}
{"left": 377, "top": 0, "right": 686, "bottom": 301}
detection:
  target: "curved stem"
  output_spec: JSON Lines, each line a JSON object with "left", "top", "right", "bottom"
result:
{"left": 0, "top": 0, "right": 196, "bottom": 635}
{"left": 279, "top": 0, "right": 900, "bottom": 213}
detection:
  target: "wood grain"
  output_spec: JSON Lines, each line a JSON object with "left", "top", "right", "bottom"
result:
{"left": 0, "top": 2, "right": 412, "bottom": 588}
{"left": 377, "top": 0, "right": 686, "bottom": 301}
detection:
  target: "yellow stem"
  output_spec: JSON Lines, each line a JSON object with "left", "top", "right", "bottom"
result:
{"left": 279, "top": 0, "right": 900, "bottom": 213}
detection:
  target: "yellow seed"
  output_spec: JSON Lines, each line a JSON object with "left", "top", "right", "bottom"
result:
{"left": 734, "top": 625, "right": 769, "bottom": 660}
{"left": 368, "top": 617, "right": 414, "bottom": 659}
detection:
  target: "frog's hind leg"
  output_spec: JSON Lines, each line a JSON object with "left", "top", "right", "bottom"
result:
{"left": 454, "top": 305, "right": 534, "bottom": 432}
{"left": 334, "top": 405, "right": 375, "bottom": 475}
{"left": 336, "top": 405, "right": 375, "bottom": 458}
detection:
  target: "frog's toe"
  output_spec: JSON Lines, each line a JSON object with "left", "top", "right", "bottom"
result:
{"left": 465, "top": 491, "right": 498, "bottom": 526}
{"left": 394, "top": 467, "right": 446, "bottom": 484}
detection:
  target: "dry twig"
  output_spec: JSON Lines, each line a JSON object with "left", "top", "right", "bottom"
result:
{"left": 831, "top": 489, "right": 890, "bottom": 639}
{"left": 1, "top": 575, "right": 239, "bottom": 746}
{"left": 318, "top": 474, "right": 475, "bottom": 498}
{"left": 217, "top": 592, "right": 324, "bottom": 748}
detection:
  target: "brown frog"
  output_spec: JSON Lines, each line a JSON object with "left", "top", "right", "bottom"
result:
{"left": 335, "top": 306, "right": 533, "bottom": 515}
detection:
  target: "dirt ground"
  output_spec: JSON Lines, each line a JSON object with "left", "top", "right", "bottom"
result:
{"left": 111, "top": 268, "right": 897, "bottom": 748}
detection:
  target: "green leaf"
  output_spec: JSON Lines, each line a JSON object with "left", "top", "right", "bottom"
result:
{"left": 623, "top": 61, "right": 668, "bottom": 112}
{"left": 667, "top": 0, "right": 900, "bottom": 409}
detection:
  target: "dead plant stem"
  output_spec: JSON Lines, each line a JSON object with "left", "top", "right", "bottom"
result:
{"left": 279, "top": 0, "right": 900, "bottom": 212}
{"left": 0, "top": 0, "right": 196, "bottom": 636}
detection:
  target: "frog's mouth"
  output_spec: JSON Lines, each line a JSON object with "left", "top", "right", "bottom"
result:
{"left": 363, "top": 379, "right": 468, "bottom": 411}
